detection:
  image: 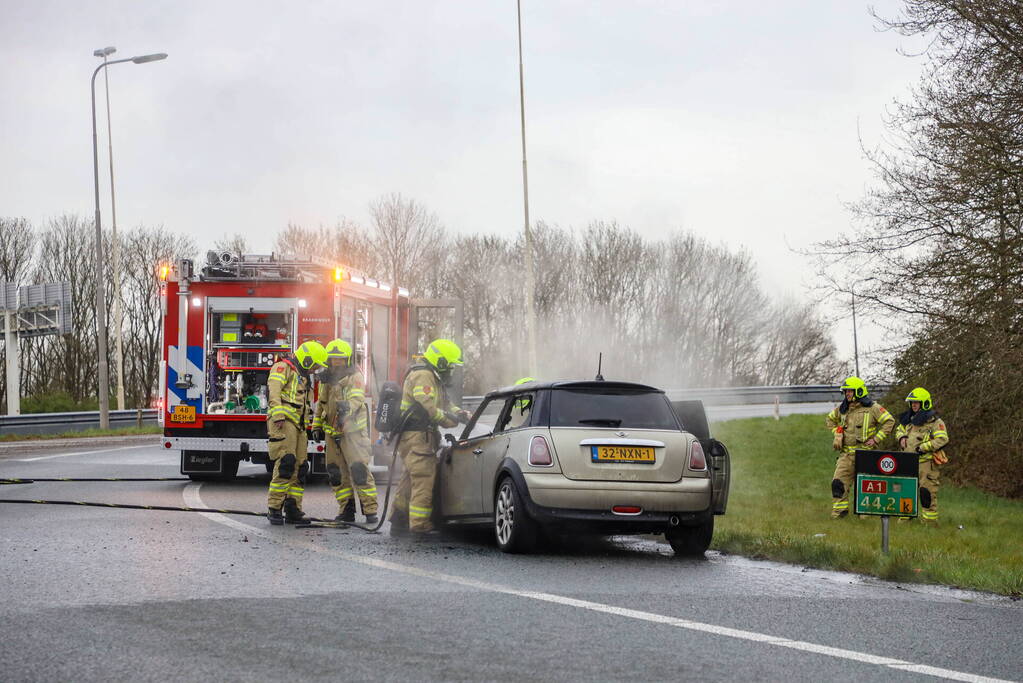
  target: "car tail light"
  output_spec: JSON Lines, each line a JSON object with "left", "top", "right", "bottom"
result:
{"left": 612, "top": 505, "right": 642, "bottom": 515}
{"left": 689, "top": 441, "right": 707, "bottom": 470}
{"left": 528, "top": 435, "right": 553, "bottom": 467}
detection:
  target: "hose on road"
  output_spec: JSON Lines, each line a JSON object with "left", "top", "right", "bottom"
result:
{"left": 0, "top": 427, "right": 405, "bottom": 532}
{"left": 0, "top": 410, "right": 414, "bottom": 533}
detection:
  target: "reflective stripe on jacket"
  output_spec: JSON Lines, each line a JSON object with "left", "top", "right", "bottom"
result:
{"left": 314, "top": 368, "right": 369, "bottom": 437}
{"left": 400, "top": 367, "right": 458, "bottom": 430}
{"left": 267, "top": 358, "right": 309, "bottom": 427}
{"left": 896, "top": 416, "right": 949, "bottom": 462}
{"left": 826, "top": 401, "right": 895, "bottom": 453}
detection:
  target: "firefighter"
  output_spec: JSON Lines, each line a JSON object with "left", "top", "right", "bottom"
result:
{"left": 390, "top": 339, "right": 471, "bottom": 537}
{"left": 509, "top": 376, "right": 536, "bottom": 428}
{"left": 895, "top": 388, "right": 948, "bottom": 524}
{"left": 312, "top": 339, "right": 378, "bottom": 524}
{"left": 266, "top": 340, "right": 327, "bottom": 525}
{"left": 825, "top": 376, "right": 895, "bottom": 519}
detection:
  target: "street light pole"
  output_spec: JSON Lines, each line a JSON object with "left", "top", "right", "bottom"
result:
{"left": 851, "top": 293, "right": 860, "bottom": 377}
{"left": 91, "top": 51, "right": 167, "bottom": 428}
{"left": 517, "top": 0, "right": 539, "bottom": 376}
{"left": 94, "top": 46, "right": 126, "bottom": 412}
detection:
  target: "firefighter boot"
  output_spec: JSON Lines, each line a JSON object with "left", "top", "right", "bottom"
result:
{"left": 267, "top": 507, "right": 284, "bottom": 526}
{"left": 389, "top": 508, "right": 410, "bottom": 537}
{"left": 364, "top": 513, "right": 379, "bottom": 525}
{"left": 335, "top": 499, "right": 355, "bottom": 524}
{"left": 282, "top": 498, "right": 307, "bottom": 524}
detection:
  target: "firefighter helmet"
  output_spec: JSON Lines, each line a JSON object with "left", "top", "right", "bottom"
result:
{"left": 423, "top": 339, "right": 463, "bottom": 371}
{"left": 325, "top": 339, "right": 353, "bottom": 365}
{"left": 514, "top": 377, "right": 535, "bottom": 410}
{"left": 905, "top": 387, "right": 933, "bottom": 411}
{"left": 840, "top": 376, "right": 868, "bottom": 400}
{"left": 294, "top": 341, "right": 328, "bottom": 371}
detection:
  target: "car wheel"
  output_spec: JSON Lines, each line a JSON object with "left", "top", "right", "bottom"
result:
{"left": 494, "top": 477, "right": 538, "bottom": 554}
{"left": 666, "top": 516, "right": 714, "bottom": 557}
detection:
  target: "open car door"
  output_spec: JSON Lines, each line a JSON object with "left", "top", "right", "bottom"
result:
{"left": 672, "top": 399, "right": 730, "bottom": 515}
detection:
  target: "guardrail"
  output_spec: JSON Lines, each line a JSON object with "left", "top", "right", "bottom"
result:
{"left": 461, "top": 384, "right": 892, "bottom": 412}
{"left": 0, "top": 409, "right": 158, "bottom": 436}
{"left": 1, "top": 384, "right": 892, "bottom": 436}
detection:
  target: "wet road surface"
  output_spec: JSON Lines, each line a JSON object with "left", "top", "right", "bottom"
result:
{"left": 1, "top": 442, "right": 1020, "bottom": 682}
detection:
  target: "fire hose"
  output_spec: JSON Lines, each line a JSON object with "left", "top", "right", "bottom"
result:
{"left": 0, "top": 414, "right": 412, "bottom": 533}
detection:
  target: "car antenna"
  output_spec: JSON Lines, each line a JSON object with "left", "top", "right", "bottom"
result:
{"left": 595, "top": 352, "right": 605, "bottom": 382}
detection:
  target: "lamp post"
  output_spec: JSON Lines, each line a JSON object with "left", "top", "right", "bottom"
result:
{"left": 92, "top": 51, "right": 167, "bottom": 428}
{"left": 517, "top": 0, "right": 538, "bottom": 376}
{"left": 94, "top": 46, "right": 126, "bottom": 412}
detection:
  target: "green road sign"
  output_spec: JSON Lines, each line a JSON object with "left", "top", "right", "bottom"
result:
{"left": 854, "top": 474, "right": 918, "bottom": 517}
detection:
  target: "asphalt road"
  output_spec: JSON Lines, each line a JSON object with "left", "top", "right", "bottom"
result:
{"left": 1, "top": 442, "right": 1020, "bottom": 683}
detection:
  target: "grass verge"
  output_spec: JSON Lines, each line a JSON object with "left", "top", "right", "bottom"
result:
{"left": 0, "top": 426, "right": 161, "bottom": 442}
{"left": 712, "top": 413, "right": 1023, "bottom": 598}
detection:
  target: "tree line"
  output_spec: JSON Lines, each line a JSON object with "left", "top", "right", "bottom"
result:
{"left": 2, "top": 196, "right": 842, "bottom": 412}
{"left": 811, "top": 0, "right": 1023, "bottom": 498}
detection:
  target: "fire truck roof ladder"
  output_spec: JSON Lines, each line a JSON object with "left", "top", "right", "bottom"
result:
{"left": 200, "top": 252, "right": 338, "bottom": 283}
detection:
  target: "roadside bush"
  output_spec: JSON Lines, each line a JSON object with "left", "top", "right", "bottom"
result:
{"left": 20, "top": 391, "right": 100, "bottom": 414}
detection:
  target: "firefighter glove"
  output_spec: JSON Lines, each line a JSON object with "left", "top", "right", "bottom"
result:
{"left": 832, "top": 435, "right": 844, "bottom": 451}
{"left": 445, "top": 411, "right": 465, "bottom": 425}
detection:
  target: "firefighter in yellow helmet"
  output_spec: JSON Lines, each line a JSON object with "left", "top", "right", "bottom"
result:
{"left": 508, "top": 376, "right": 536, "bottom": 428}
{"left": 266, "top": 340, "right": 328, "bottom": 525}
{"left": 825, "top": 376, "right": 895, "bottom": 519}
{"left": 895, "top": 387, "right": 948, "bottom": 524}
{"left": 390, "top": 339, "right": 471, "bottom": 537}
{"left": 312, "top": 339, "right": 378, "bottom": 524}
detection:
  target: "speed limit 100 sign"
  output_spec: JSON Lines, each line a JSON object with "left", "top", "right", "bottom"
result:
{"left": 877, "top": 455, "right": 897, "bottom": 474}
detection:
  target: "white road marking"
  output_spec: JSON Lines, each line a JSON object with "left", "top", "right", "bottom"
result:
{"left": 15, "top": 444, "right": 154, "bottom": 462}
{"left": 183, "top": 483, "right": 1014, "bottom": 683}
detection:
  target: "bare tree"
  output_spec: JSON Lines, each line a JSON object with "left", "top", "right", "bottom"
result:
{"left": 0, "top": 217, "right": 34, "bottom": 284}
{"left": 212, "top": 233, "right": 250, "bottom": 256}
{"left": 368, "top": 193, "right": 446, "bottom": 292}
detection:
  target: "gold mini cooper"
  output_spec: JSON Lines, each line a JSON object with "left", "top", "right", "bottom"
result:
{"left": 435, "top": 380, "right": 730, "bottom": 555}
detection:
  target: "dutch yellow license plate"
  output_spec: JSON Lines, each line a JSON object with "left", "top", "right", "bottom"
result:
{"left": 591, "top": 445, "right": 655, "bottom": 463}
{"left": 170, "top": 405, "right": 196, "bottom": 423}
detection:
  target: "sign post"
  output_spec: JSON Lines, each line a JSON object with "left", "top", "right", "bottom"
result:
{"left": 0, "top": 282, "right": 72, "bottom": 415}
{"left": 854, "top": 450, "right": 919, "bottom": 554}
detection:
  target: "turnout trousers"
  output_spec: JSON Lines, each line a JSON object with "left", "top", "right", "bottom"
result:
{"left": 831, "top": 452, "right": 855, "bottom": 518}
{"left": 325, "top": 433, "right": 378, "bottom": 515}
{"left": 390, "top": 430, "right": 437, "bottom": 532}
{"left": 267, "top": 419, "right": 308, "bottom": 511}
{"left": 919, "top": 459, "right": 940, "bottom": 523}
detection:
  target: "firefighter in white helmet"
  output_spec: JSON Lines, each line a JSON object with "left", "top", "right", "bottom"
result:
{"left": 266, "top": 341, "right": 328, "bottom": 525}
{"left": 312, "top": 339, "right": 378, "bottom": 524}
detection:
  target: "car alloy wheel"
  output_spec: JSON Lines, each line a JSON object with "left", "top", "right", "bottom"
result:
{"left": 495, "top": 480, "right": 515, "bottom": 547}
{"left": 494, "top": 477, "right": 538, "bottom": 553}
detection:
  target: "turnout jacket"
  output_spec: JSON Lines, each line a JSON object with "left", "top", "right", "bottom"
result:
{"left": 826, "top": 399, "right": 895, "bottom": 453}
{"left": 400, "top": 366, "right": 459, "bottom": 431}
{"left": 267, "top": 357, "right": 311, "bottom": 428}
{"left": 895, "top": 410, "right": 949, "bottom": 463}
{"left": 313, "top": 367, "right": 369, "bottom": 438}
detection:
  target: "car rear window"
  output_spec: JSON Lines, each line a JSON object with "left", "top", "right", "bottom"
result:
{"left": 548, "top": 388, "right": 680, "bottom": 430}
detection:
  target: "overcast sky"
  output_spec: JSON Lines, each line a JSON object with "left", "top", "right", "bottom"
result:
{"left": 1, "top": 0, "right": 926, "bottom": 369}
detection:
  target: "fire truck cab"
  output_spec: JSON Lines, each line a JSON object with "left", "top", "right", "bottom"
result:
{"left": 158, "top": 252, "right": 421, "bottom": 480}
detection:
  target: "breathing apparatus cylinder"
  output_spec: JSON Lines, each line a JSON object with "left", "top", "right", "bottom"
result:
{"left": 375, "top": 381, "right": 403, "bottom": 434}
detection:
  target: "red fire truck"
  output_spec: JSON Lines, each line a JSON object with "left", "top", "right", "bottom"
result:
{"left": 157, "top": 252, "right": 461, "bottom": 480}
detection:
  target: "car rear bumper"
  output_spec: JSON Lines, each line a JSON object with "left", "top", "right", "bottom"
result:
{"left": 520, "top": 472, "right": 712, "bottom": 531}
